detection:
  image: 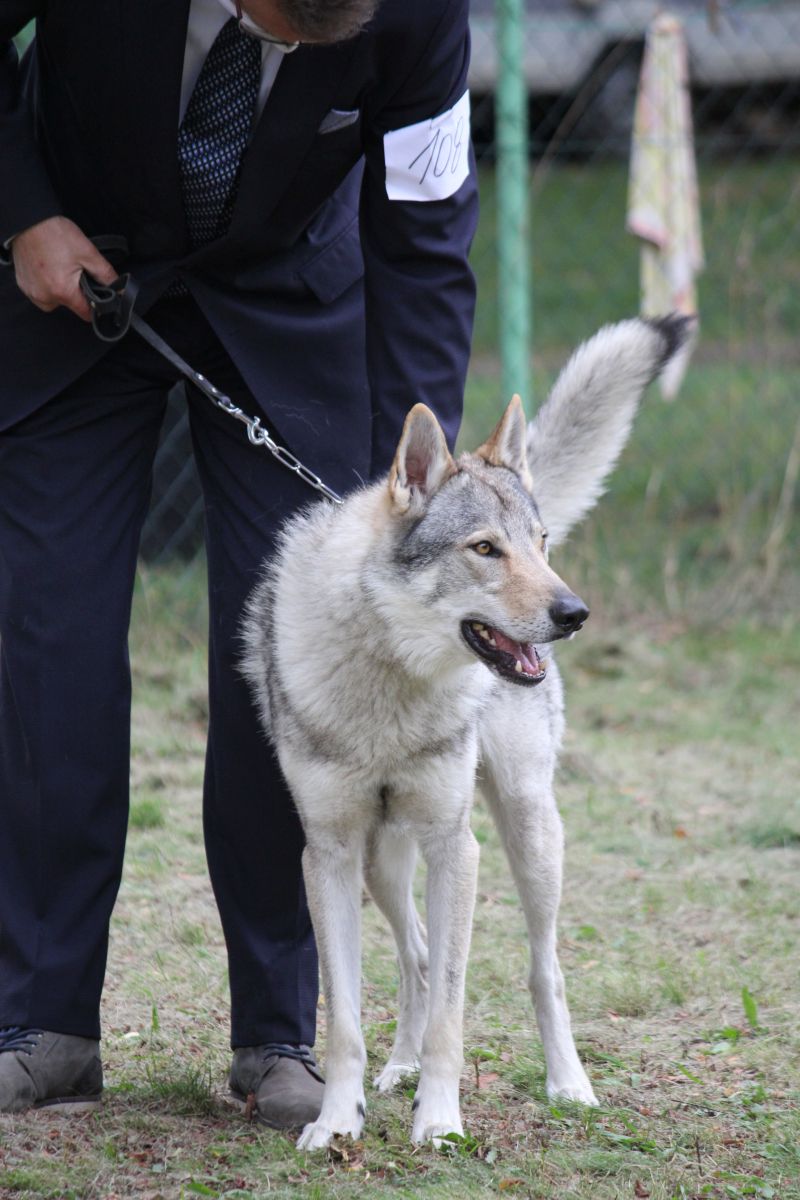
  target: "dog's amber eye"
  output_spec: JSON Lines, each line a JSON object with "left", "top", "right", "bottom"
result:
{"left": 473, "top": 541, "right": 495, "bottom": 556}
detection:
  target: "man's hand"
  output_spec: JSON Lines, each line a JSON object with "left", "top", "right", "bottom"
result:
{"left": 11, "top": 215, "right": 117, "bottom": 322}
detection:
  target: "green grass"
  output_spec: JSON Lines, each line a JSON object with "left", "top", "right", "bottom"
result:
{"left": 133, "top": 1062, "right": 218, "bottom": 1117}
{"left": 129, "top": 795, "right": 167, "bottom": 831}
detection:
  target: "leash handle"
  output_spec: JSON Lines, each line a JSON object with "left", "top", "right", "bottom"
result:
{"left": 79, "top": 235, "right": 137, "bottom": 341}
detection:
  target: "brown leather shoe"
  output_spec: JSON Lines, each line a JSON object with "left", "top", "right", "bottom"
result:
{"left": 0, "top": 1028, "right": 103, "bottom": 1113}
{"left": 229, "top": 1042, "right": 324, "bottom": 1130}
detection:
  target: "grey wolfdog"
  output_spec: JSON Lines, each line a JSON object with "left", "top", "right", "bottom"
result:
{"left": 241, "top": 315, "right": 690, "bottom": 1150}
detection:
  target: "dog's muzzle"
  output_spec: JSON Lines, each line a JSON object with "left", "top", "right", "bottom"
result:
{"left": 461, "top": 620, "right": 548, "bottom": 686}
{"left": 460, "top": 593, "right": 589, "bottom": 687}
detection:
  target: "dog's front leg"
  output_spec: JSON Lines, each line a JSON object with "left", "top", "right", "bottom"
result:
{"left": 481, "top": 697, "right": 597, "bottom": 1106}
{"left": 484, "top": 775, "right": 596, "bottom": 1104}
{"left": 296, "top": 837, "right": 367, "bottom": 1151}
{"left": 412, "top": 822, "right": 479, "bottom": 1144}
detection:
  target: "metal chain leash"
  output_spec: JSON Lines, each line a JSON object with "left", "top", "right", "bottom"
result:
{"left": 187, "top": 364, "right": 343, "bottom": 504}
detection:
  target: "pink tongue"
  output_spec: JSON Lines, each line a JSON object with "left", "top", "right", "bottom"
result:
{"left": 490, "top": 628, "right": 540, "bottom": 674}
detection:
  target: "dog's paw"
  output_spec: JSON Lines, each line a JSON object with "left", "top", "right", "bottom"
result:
{"left": 410, "top": 1083, "right": 463, "bottom": 1145}
{"left": 373, "top": 1060, "right": 419, "bottom": 1093}
{"left": 411, "top": 1113, "right": 464, "bottom": 1147}
{"left": 296, "top": 1100, "right": 366, "bottom": 1151}
{"left": 547, "top": 1072, "right": 598, "bottom": 1107}
{"left": 296, "top": 1120, "right": 337, "bottom": 1151}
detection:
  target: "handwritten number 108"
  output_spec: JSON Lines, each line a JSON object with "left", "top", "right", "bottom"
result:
{"left": 408, "top": 116, "right": 465, "bottom": 185}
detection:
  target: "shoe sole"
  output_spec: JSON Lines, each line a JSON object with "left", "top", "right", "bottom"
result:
{"left": 33, "top": 1097, "right": 102, "bottom": 1114}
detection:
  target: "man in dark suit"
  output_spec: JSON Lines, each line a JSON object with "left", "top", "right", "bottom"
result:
{"left": 0, "top": 0, "right": 477, "bottom": 1125}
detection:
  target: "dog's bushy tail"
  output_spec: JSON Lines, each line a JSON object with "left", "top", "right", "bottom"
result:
{"left": 526, "top": 315, "right": 692, "bottom": 547}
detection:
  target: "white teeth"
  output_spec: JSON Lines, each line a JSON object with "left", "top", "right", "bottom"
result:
{"left": 488, "top": 637, "right": 497, "bottom": 647}
{"left": 472, "top": 621, "right": 485, "bottom": 632}
{"left": 479, "top": 629, "right": 490, "bottom": 640}
{"left": 515, "top": 661, "right": 523, "bottom": 673}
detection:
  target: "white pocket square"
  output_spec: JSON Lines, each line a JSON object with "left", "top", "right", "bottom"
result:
{"left": 318, "top": 108, "right": 360, "bottom": 134}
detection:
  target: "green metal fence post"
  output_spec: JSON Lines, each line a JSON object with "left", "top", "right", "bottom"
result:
{"left": 495, "top": 0, "right": 532, "bottom": 405}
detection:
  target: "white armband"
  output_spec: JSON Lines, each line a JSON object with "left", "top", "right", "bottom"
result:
{"left": 383, "top": 90, "right": 471, "bottom": 203}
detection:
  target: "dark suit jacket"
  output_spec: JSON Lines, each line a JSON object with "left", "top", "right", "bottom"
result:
{"left": 0, "top": 0, "right": 478, "bottom": 491}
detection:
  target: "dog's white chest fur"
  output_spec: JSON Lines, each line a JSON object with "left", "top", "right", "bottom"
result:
{"left": 245, "top": 489, "right": 497, "bottom": 832}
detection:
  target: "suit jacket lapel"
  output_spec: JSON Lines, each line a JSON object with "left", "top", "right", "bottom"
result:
{"left": 119, "top": 0, "right": 191, "bottom": 245}
{"left": 118, "top": 8, "right": 361, "bottom": 261}
{"left": 226, "top": 39, "right": 361, "bottom": 243}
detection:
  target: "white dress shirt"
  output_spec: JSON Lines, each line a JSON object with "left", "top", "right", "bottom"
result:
{"left": 180, "top": 0, "right": 293, "bottom": 125}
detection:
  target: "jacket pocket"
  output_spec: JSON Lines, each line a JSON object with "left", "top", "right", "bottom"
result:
{"left": 297, "top": 216, "right": 364, "bottom": 304}
{"left": 318, "top": 107, "right": 361, "bottom": 135}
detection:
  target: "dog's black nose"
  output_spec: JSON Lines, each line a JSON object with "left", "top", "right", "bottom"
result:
{"left": 549, "top": 592, "right": 590, "bottom": 635}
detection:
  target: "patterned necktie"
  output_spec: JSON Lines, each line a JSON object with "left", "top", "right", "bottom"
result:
{"left": 178, "top": 18, "right": 261, "bottom": 248}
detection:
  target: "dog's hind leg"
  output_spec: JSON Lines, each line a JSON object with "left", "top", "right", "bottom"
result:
{"left": 365, "top": 827, "right": 429, "bottom": 1092}
{"left": 295, "top": 834, "right": 368, "bottom": 1150}
{"left": 412, "top": 819, "right": 480, "bottom": 1144}
{"left": 480, "top": 691, "right": 597, "bottom": 1106}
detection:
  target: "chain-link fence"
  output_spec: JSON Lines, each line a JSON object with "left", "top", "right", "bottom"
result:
{"left": 141, "top": 1, "right": 799, "bottom": 617}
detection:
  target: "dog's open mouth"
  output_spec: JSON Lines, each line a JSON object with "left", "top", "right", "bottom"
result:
{"left": 461, "top": 620, "right": 547, "bottom": 687}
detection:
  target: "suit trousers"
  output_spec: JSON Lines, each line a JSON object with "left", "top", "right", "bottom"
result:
{"left": 0, "top": 295, "right": 320, "bottom": 1047}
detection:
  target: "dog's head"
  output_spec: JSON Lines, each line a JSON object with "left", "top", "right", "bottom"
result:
{"left": 376, "top": 315, "right": 693, "bottom": 684}
{"left": 380, "top": 399, "right": 587, "bottom": 687}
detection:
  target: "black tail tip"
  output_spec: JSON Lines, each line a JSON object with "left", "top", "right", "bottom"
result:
{"left": 645, "top": 313, "right": 697, "bottom": 372}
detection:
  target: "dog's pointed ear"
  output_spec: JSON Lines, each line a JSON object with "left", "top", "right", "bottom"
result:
{"left": 474, "top": 394, "right": 533, "bottom": 492}
{"left": 389, "top": 404, "right": 457, "bottom": 514}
